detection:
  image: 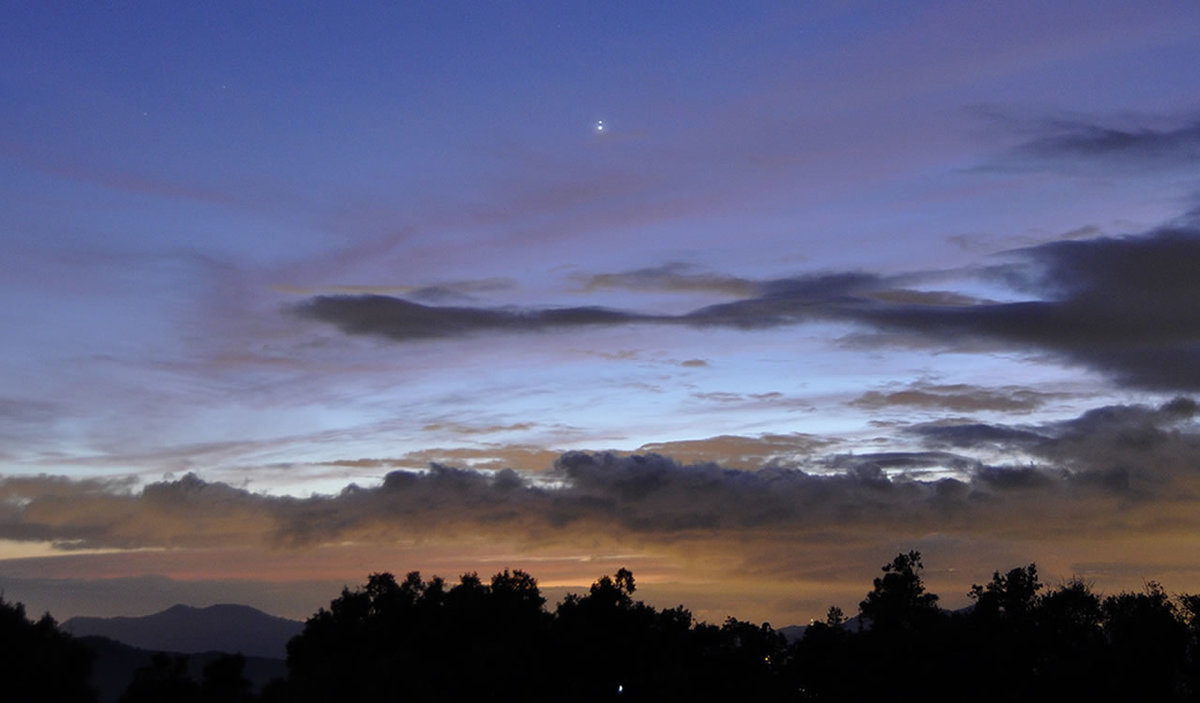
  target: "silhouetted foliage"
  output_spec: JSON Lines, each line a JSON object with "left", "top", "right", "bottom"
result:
{"left": 0, "top": 596, "right": 95, "bottom": 703}
{"left": 274, "top": 557, "right": 1200, "bottom": 701}
{"left": 1102, "top": 582, "right": 1191, "bottom": 699}
{"left": 969, "top": 563, "right": 1041, "bottom": 620}
{"left": 858, "top": 550, "right": 940, "bottom": 633}
{"left": 199, "top": 653, "right": 253, "bottom": 703}
{"left": 955, "top": 564, "right": 1043, "bottom": 701}
{"left": 550, "top": 568, "right": 791, "bottom": 701}
{"left": 279, "top": 565, "right": 795, "bottom": 702}
{"left": 804, "top": 550, "right": 947, "bottom": 700}
{"left": 284, "top": 568, "right": 553, "bottom": 702}
{"left": 118, "top": 653, "right": 198, "bottom": 703}
{"left": 117, "top": 652, "right": 253, "bottom": 703}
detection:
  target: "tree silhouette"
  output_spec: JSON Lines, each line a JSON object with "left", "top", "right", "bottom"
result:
{"left": 1032, "top": 577, "right": 1106, "bottom": 697}
{"left": 1101, "top": 582, "right": 1190, "bottom": 699}
{"left": 858, "top": 550, "right": 940, "bottom": 633}
{"left": 549, "top": 569, "right": 789, "bottom": 701}
{"left": 1177, "top": 592, "right": 1200, "bottom": 697}
{"left": 551, "top": 569, "right": 650, "bottom": 700}
{"left": 790, "top": 607, "right": 853, "bottom": 700}
{"left": 708, "top": 617, "right": 786, "bottom": 698}
{"left": 969, "top": 563, "right": 1040, "bottom": 620}
{"left": 958, "top": 564, "right": 1043, "bottom": 701}
{"left": 0, "top": 596, "right": 95, "bottom": 703}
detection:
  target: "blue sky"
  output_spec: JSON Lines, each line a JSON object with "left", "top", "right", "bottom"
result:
{"left": 3, "top": 1, "right": 1200, "bottom": 624}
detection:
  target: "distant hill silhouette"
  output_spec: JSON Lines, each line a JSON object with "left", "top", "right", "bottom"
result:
{"left": 79, "top": 636, "right": 286, "bottom": 703}
{"left": 64, "top": 604, "right": 302, "bottom": 659}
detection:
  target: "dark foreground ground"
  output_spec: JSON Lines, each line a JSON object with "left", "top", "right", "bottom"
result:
{"left": 6, "top": 552, "right": 1200, "bottom": 702}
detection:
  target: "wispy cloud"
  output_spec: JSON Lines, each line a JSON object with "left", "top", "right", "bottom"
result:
{"left": 275, "top": 278, "right": 518, "bottom": 304}
{"left": 634, "top": 433, "right": 837, "bottom": 470}
{"left": 383, "top": 446, "right": 565, "bottom": 473}
{"left": 850, "top": 383, "right": 1061, "bottom": 414}
{"left": 421, "top": 421, "right": 537, "bottom": 436}
{"left": 572, "top": 263, "right": 758, "bottom": 298}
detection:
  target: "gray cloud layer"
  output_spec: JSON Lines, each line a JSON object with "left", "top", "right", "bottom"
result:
{"left": 3, "top": 400, "right": 1196, "bottom": 563}
{"left": 854, "top": 225, "right": 1200, "bottom": 390}
{"left": 911, "top": 397, "right": 1200, "bottom": 491}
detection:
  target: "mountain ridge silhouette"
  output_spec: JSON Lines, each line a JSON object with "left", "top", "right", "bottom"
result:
{"left": 63, "top": 603, "right": 302, "bottom": 659}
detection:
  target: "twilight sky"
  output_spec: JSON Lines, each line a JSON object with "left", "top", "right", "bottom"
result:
{"left": 4, "top": 1, "right": 1200, "bottom": 625}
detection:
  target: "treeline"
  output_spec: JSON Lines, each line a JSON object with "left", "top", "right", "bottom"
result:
{"left": 274, "top": 568, "right": 781, "bottom": 702}
{"left": 8, "top": 552, "right": 1200, "bottom": 701}
{"left": 795, "top": 552, "right": 1200, "bottom": 701}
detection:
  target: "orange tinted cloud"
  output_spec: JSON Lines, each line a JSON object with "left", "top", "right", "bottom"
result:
{"left": 4, "top": 399, "right": 1200, "bottom": 625}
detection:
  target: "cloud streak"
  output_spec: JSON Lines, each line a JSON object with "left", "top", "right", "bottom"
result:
{"left": 292, "top": 295, "right": 662, "bottom": 341}
{"left": 850, "top": 383, "right": 1057, "bottom": 414}
{"left": 290, "top": 271, "right": 889, "bottom": 340}
{"left": 572, "top": 263, "right": 759, "bottom": 298}
{"left": 1010, "top": 116, "right": 1200, "bottom": 170}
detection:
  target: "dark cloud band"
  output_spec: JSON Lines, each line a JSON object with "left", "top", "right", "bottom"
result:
{"left": 292, "top": 222, "right": 1200, "bottom": 391}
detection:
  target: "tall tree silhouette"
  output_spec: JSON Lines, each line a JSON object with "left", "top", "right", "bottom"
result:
{"left": 958, "top": 564, "right": 1042, "bottom": 702}
{"left": 551, "top": 569, "right": 649, "bottom": 700}
{"left": 847, "top": 551, "right": 949, "bottom": 701}
{"left": 858, "top": 550, "right": 940, "bottom": 633}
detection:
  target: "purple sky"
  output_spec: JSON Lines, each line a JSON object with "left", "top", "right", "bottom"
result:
{"left": 4, "top": 1, "right": 1200, "bottom": 625}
